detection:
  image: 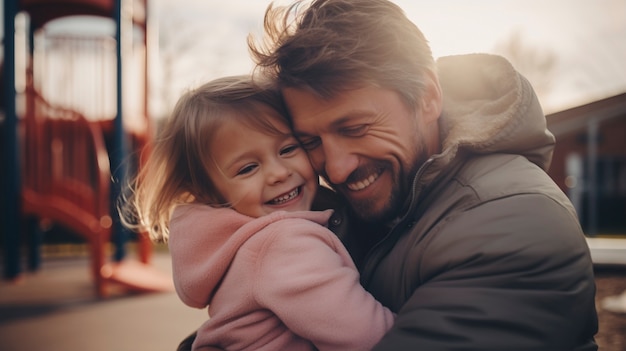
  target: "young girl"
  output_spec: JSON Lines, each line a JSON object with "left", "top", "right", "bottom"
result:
{"left": 121, "top": 75, "right": 394, "bottom": 351}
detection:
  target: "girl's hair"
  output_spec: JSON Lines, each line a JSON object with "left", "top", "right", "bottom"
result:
{"left": 248, "top": 0, "right": 436, "bottom": 112}
{"left": 120, "top": 75, "right": 290, "bottom": 243}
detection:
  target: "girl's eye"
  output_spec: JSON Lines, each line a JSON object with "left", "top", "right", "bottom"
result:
{"left": 236, "top": 164, "right": 257, "bottom": 176}
{"left": 280, "top": 144, "right": 300, "bottom": 155}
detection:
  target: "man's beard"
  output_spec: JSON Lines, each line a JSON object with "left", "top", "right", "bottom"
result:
{"left": 335, "top": 151, "right": 426, "bottom": 224}
{"left": 347, "top": 180, "right": 403, "bottom": 224}
{"left": 336, "top": 160, "right": 410, "bottom": 224}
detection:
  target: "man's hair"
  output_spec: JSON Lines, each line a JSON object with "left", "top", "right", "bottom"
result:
{"left": 249, "top": 0, "right": 436, "bottom": 111}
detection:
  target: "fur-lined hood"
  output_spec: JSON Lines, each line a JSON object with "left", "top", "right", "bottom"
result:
{"left": 418, "top": 54, "right": 555, "bottom": 188}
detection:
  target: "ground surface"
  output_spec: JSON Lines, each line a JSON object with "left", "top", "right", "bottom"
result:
{"left": 594, "top": 266, "right": 626, "bottom": 351}
{"left": 0, "top": 252, "right": 624, "bottom": 350}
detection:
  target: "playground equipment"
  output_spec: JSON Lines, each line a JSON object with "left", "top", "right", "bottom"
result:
{"left": 2, "top": 0, "right": 172, "bottom": 297}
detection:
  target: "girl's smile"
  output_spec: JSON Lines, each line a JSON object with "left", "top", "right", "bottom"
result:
{"left": 207, "top": 113, "right": 318, "bottom": 218}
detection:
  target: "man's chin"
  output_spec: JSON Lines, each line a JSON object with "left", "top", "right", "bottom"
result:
{"left": 335, "top": 171, "right": 404, "bottom": 223}
{"left": 346, "top": 197, "right": 397, "bottom": 224}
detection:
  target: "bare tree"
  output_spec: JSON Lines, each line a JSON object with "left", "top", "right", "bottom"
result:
{"left": 494, "top": 30, "right": 558, "bottom": 101}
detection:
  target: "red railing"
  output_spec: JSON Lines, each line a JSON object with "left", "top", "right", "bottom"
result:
{"left": 21, "top": 84, "right": 113, "bottom": 297}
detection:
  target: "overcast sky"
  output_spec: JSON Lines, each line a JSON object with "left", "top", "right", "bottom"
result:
{"left": 151, "top": 0, "right": 626, "bottom": 113}
{"left": 3, "top": 0, "right": 626, "bottom": 114}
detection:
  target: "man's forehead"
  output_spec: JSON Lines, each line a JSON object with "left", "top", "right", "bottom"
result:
{"left": 282, "top": 86, "right": 326, "bottom": 107}
{"left": 283, "top": 86, "right": 391, "bottom": 124}
{"left": 282, "top": 87, "right": 333, "bottom": 124}
{"left": 283, "top": 86, "right": 364, "bottom": 116}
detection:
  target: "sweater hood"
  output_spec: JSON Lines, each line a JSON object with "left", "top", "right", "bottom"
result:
{"left": 420, "top": 54, "right": 555, "bottom": 186}
{"left": 168, "top": 204, "right": 333, "bottom": 308}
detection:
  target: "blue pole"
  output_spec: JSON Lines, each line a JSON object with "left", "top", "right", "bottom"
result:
{"left": 2, "top": 0, "right": 21, "bottom": 280}
{"left": 586, "top": 121, "right": 598, "bottom": 236}
{"left": 111, "top": 0, "right": 129, "bottom": 262}
{"left": 25, "top": 19, "right": 42, "bottom": 271}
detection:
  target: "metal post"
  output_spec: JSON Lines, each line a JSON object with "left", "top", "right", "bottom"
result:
{"left": 586, "top": 120, "right": 598, "bottom": 236}
{"left": 2, "top": 0, "right": 21, "bottom": 280}
{"left": 111, "top": 0, "right": 129, "bottom": 262}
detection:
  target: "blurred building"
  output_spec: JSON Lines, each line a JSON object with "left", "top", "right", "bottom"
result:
{"left": 547, "top": 93, "right": 626, "bottom": 237}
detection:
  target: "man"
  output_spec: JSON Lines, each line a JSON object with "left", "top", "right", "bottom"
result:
{"left": 246, "top": 0, "right": 598, "bottom": 350}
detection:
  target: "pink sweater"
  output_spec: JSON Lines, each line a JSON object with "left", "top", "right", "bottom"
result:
{"left": 169, "top": 204, "right": 394, "bottom": 351}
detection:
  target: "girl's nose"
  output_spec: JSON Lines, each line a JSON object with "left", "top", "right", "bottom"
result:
{"left": 266, "top": 160, "right": 291, "bottom": 184}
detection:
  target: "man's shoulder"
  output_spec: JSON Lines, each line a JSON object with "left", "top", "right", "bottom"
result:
{"left": 417, "top": 152, "right": 578, "bottom": 231}
{"left": 454, "top": 153, "right": 559, "bottom": 201}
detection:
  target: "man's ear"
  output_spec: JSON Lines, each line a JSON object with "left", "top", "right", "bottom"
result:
{"left": 421, "top": 70, "right": 443, "bottom": 124}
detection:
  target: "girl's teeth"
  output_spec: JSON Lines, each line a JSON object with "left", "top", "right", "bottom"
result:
{"left": 270, "top": 188, "right": 299, "bottom": 204}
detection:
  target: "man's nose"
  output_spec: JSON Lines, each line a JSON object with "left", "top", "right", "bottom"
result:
{"left": 321, "top": 139, "right": 358, "bottom": 185}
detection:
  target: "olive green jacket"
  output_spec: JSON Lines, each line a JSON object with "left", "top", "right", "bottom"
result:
{"left": 338, "top": 54, "right": 598, "bottom": 351}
